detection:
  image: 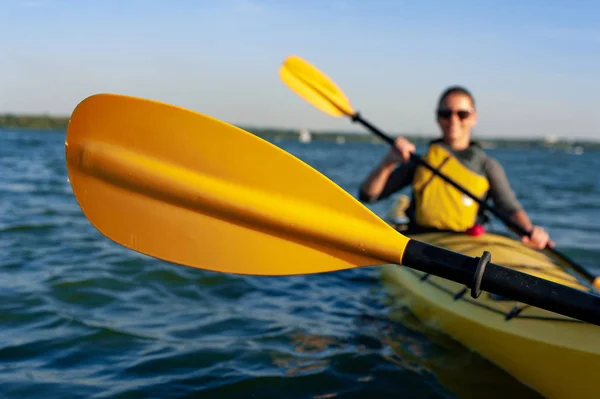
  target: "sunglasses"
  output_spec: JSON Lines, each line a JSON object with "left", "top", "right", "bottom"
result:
{"left": 436, "top": 109, "right": 473, "bottom": 120}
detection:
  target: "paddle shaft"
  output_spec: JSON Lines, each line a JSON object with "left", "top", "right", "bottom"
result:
{"left": 402, "top": 240, "right": 600, "bottom": 326}
{"left": 351, "top": 112, "right": 598, "bottom": 285}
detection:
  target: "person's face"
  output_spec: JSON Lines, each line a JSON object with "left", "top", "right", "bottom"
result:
{"left": 436, "top": 93, "right": 477, "bottom": 145}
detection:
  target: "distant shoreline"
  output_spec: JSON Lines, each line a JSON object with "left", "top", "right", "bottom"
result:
{"left": 1, "top": 114, "right": 597, "bottom": 150}
{"left": 0, "top": 114, "right": 70, "bottom": 130}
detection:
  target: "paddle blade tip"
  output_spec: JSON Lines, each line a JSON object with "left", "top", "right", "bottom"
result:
{"left": 279, "top": 54, "right": 355, "bottom": 118}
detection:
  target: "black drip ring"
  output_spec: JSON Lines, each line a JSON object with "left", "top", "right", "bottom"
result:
{"left": 471, "top": 251, "right": 491, "bottom": 298}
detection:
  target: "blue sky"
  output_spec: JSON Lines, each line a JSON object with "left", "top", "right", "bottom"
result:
{"left": 2, "top": 0, "right": 599, "bottom": 139}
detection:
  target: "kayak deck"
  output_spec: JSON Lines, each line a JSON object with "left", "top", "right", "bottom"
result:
{"left": 380, "top": 230, "right": 600, "bottom": 399}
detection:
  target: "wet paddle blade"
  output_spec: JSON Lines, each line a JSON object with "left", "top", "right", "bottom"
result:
{"left": 279, "top": 55, "right": 355, "bottom": 117}
{"left": 65, "top": 93, "right": 409, "bottom": 275}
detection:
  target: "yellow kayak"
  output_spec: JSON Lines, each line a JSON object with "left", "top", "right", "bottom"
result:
{"left": 380, "top": 229, "right": 600, "bottom": 399}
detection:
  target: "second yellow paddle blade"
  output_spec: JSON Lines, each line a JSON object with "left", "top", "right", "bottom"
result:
{"left": 65, "top": 94, "right": 409, "bottom": 275}
{"left": 279, "top": 55, "right": 355, "bottom": 117}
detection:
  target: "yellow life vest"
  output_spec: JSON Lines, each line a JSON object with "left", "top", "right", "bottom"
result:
{"left": 412, "top": 143, "right": 489, "bottom": 231}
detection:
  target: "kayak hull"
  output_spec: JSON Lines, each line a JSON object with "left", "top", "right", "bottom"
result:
{"left": 380, "top": 231, "right": 600, "bottom": 399}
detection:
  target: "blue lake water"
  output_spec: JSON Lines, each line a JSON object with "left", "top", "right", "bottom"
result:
{"left": 1, "top": 128, "right": 598, "bottom": 398}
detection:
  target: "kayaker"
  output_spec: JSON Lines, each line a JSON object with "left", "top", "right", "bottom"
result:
{"left": 358, "top": 86, "right": 554, "bottom": 250}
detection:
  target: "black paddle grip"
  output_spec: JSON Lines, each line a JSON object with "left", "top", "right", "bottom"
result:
{"left": 401, "top": 239, "right": 600, "bottom": 326}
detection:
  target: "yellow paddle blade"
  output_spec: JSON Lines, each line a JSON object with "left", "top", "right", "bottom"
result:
{"left": 65, "top": 93, "right": 409, "bottom": 276}
{"left": 279, "top": 55, "right": 355, "bottom": 117}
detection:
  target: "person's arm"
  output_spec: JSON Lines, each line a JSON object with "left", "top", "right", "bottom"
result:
{"left": 358, "top": 159, "right": 417, "bottom": 202}
{"left": 511, "top": 209, "right": 555, "bottom": 249}
{"left": 510, "top": 209, "right": 533, "bottom": 231}
{"left": 358, "top": 137, "right": 417, "bottom": 203}
{"left": 359, "top": 160, "right": 400, "bottom": 202}
{"left": 484, "top": 157, "right": 553, "bottom": 249}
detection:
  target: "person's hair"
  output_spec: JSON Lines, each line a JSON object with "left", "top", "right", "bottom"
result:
{"left": 437, "top": 86, "right": 475, "bottom": 109}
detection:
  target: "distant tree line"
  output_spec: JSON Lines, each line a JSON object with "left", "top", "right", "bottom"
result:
{"left": 1, "top": 114, "right": 597, "bottom": 150}
{"left": 0, "top": 114, "right": 69, "bottom": 130}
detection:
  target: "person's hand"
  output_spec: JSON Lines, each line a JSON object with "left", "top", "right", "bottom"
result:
{"left": 382, "top": 137, "right": 416, "bottom": 165}
{"left": 522, "top": 226, "right": 555, "bottom": 249}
